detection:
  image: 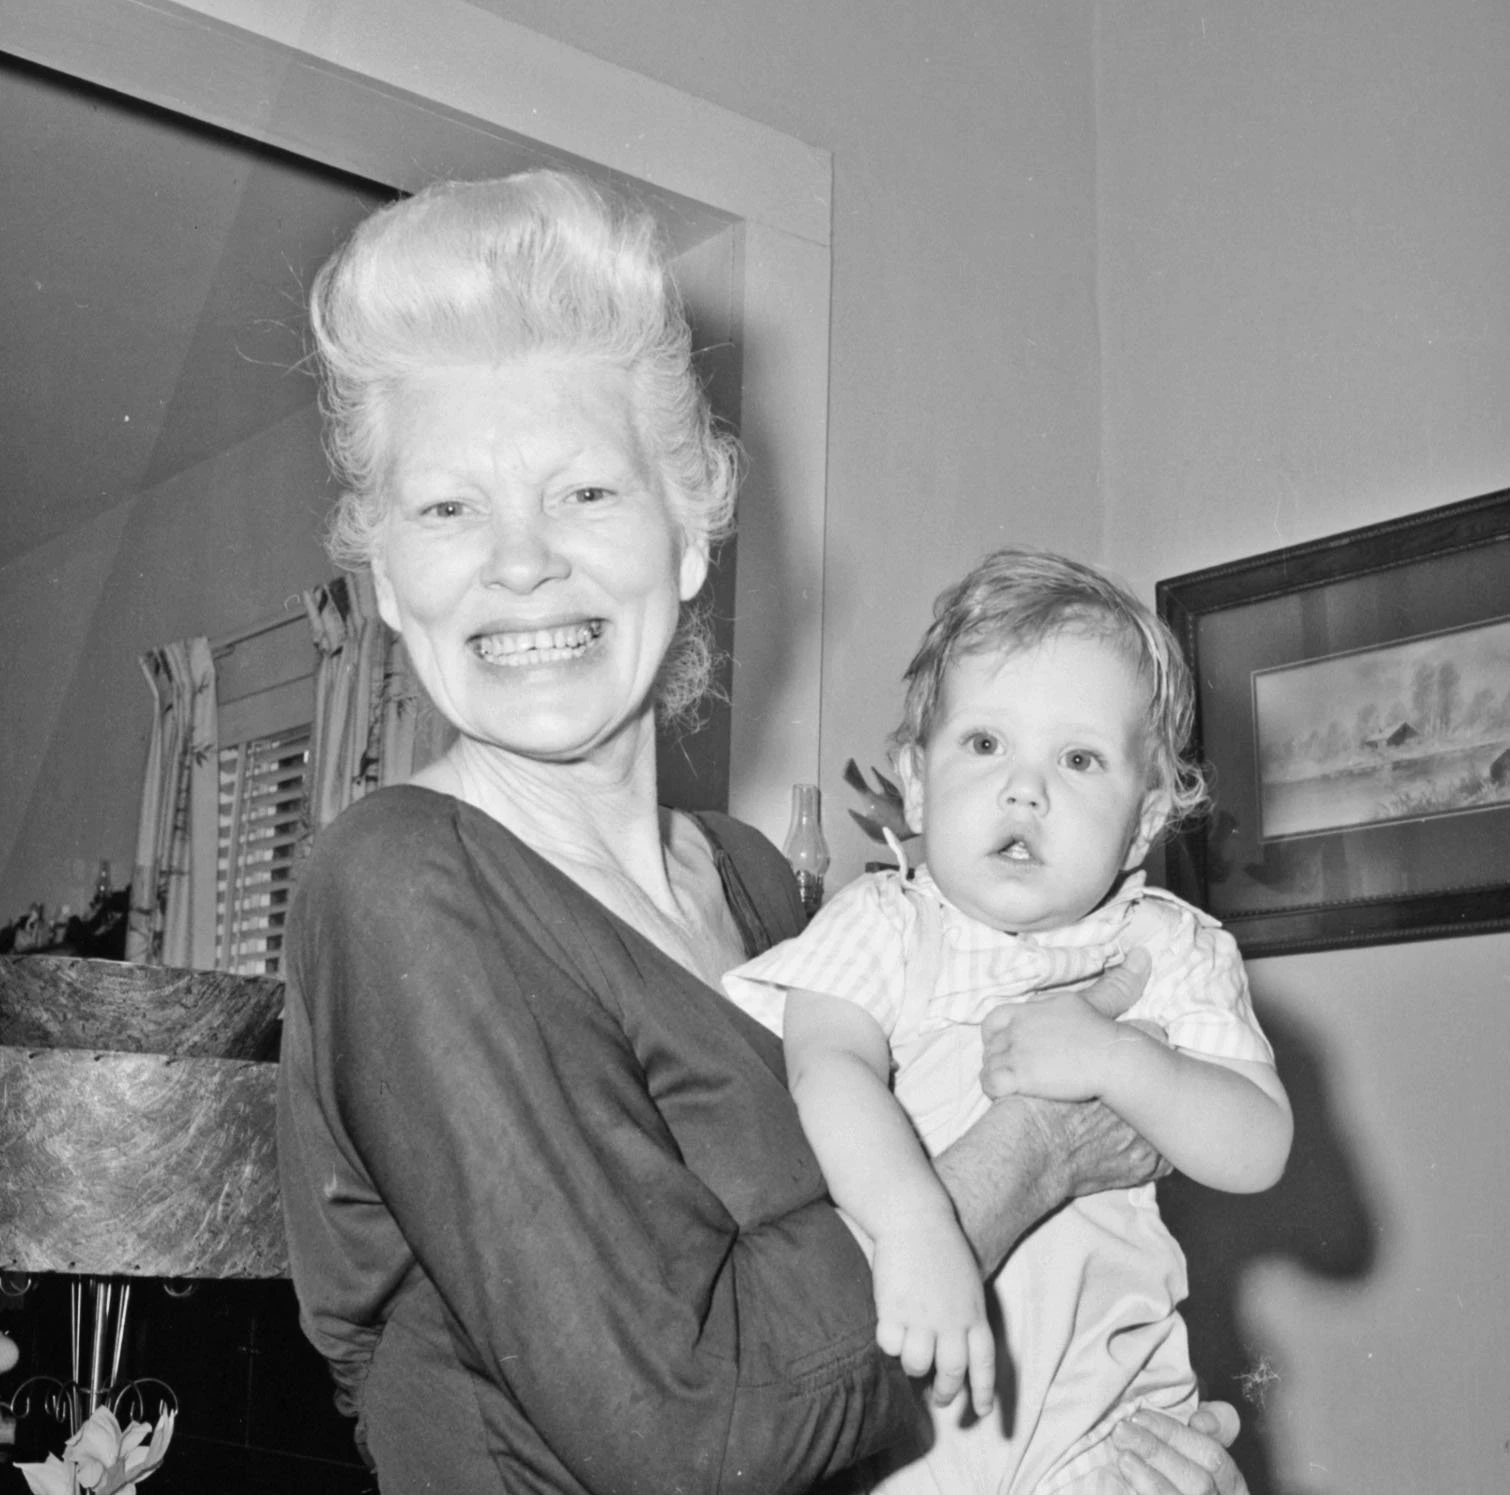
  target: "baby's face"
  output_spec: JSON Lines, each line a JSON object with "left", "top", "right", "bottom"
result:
{"left": 898, "top": 632, "right": 1166, "bottom": 933}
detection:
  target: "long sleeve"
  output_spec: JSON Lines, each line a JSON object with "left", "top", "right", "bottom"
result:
{"left": 276, "top": 788, "right": 920, "bottom": 1494}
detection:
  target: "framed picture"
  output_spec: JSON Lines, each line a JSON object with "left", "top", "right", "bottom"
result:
{"left": 1156, "top": 487, "right": 1510, "bottom": 958}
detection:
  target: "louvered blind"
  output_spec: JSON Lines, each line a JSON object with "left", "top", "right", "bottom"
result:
{"left": 216, "top": 725, "right": 310, "bottom": 976}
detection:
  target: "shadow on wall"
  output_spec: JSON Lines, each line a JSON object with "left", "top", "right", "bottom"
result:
{"left": 1160, "top": 1002, "right": 1377, "bottom": 1495}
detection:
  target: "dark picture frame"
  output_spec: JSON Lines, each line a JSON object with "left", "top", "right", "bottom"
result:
{"left": 1156, "top": 487, "right": 1510, "bottom": 958}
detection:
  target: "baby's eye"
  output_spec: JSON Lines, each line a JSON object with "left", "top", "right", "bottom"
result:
{"left": 1062, "top": 748, "right": 1104, "bottom": 772}
{"left": 965, "top": 732, "right": 1000, "bottom": 756}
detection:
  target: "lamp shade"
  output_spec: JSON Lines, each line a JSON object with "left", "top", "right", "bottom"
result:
{"left": 0, "top": 956, "right": 287, "bottom": 1279}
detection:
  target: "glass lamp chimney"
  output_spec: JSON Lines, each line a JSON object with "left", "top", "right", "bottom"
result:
{"left": 783, "top": 783, "right": 830, "bottom": 920}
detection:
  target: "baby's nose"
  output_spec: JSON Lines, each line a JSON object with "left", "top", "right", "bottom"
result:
{"left": 999, "top": 764, "right": 1046, "bottom": 811}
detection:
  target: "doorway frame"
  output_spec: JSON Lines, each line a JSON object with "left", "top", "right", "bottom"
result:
{"left": 1, "top": 0, "right": 832, "bottom": 845}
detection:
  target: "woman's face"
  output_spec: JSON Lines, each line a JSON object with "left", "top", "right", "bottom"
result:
{"left": 370, "top": 355, "right": 707, "bottom": 765}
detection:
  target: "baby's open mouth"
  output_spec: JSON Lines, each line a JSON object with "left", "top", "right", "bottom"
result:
{"left": 472, "top": 620, "right": 604, "bottom": 665}
{"left": 996, "top": 836, "right": 1035, "bottom": 863}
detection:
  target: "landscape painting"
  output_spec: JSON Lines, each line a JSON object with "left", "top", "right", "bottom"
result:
{"left": 1252, "top": 617, "right": 1510, "bottom": 840}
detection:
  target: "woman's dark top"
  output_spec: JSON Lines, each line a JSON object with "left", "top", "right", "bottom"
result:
{"left": 276, "top": 786, "right": 921, "bottom": 1493}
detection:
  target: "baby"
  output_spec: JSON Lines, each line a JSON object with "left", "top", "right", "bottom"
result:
{"left": 725, "top": 547, "right": 1292, "bottom": 1494}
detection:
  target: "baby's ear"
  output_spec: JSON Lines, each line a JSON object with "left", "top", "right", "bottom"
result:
{"left": 1125, "top": 787, "right": 1172, "bottom": 869}
{"left": 895, "top": 745, "right": 927, "bottom": 835}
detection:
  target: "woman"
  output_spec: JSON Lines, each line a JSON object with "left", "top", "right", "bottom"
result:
{"left": 275, "top": 170, "right": 1247, "bottom": 1494}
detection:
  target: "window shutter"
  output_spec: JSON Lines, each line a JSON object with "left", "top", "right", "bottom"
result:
{"left": 216, "top": 725, "right": 311, "bottom": 975}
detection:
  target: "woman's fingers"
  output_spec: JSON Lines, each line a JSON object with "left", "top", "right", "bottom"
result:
{"left": 1189, "top": 1400, "right": 1241, "bottom": 1447}
{"left": 1075, "top": 945, "right": 1152, "bottom": 1019}
{"left": 1110, "top": 1409, "right": 1249, "bottom": 1495}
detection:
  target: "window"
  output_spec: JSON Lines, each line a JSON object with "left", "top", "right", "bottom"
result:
{"left": 214, "top": 614, "right": 316, "bottom": 976}
{"left": 216, "top": 725, "right": 310, "bottom": 975}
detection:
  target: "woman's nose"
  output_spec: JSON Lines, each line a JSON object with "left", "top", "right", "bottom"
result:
{"left": 480, "top": 503, "right": 568, "bottom": 591}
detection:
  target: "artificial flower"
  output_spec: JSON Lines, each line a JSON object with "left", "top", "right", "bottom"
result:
{"left": 67, "top": 1406, "right": 121, "bottom": 1486}
{"left": 13, "top": 1453, "right": 70, "bottom": 1495}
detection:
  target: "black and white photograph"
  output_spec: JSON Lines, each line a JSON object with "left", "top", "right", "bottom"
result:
{"left": 4, "top": 5, "right": 1509, "bottom": 1495}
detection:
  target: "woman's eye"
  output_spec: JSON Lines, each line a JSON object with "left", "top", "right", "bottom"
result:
{"left": 966, "top": 733, "right": 1000, "bottom": 755}
{"left": 421, "top": 499, "right": 467, "bottom": 520}
{"left": 568, "top": 486, "right": 612, "bottom": 505}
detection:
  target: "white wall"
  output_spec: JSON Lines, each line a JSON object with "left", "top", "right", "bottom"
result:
{"left": 472, "top": 0, "right": 1105, "bottom": 881}
{"left": 1096, "top": 3, "right": 1510, "bottom": 1490}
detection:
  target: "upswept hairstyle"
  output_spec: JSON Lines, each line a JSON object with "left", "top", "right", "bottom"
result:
{"left": 307, "top": 170, "right": 740, "bottom": 722}
{"left": 893, "top": 546, "right": 1209, "bottom": 837}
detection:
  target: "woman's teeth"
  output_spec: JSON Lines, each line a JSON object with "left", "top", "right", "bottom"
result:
{"left": 473, "top": 621, "right": 602, "bottom": 665}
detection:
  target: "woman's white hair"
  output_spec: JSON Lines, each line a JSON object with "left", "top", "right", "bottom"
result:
{"left": 309, "top": 170, "right": 739, "bottom": 722}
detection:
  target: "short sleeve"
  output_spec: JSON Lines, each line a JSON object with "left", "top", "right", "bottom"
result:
{"left": 1124, "top": 891, "right": 1275, "bottom": 1067}
{"left": 722, "top": 872, "right": 914, "bottom": 1037}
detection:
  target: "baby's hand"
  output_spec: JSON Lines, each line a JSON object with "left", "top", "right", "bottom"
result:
{"left": 983, "top": 989, "right": 1121, "bottom": 1101}
{"left": 871, "top": 1214, "right": 995, "bottom": 1415}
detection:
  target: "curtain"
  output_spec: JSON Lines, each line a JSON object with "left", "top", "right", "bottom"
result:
{"left": 302, "top": 571, "right": 450, "bottom": 835}
{"left": 125, "top": 637, "right": 219, "bottom": 967}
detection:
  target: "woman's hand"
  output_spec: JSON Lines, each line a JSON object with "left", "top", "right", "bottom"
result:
{"left": 1110, "top": 1405, "right": 1249, "bottom": 1494}
{"left": 1014, "top": 1091, "right": 1167, "bottom": 1201}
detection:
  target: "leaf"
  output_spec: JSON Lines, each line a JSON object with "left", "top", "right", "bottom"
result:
{"left": 842, "top": 758, "right": 916, "bottom": 845}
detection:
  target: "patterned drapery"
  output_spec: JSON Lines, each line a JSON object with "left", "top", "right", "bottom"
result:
{"left": 303, "top": 571, "right": 449, "bottom": 834}
{"left": 125, "top": 637, "right": 219, "bottom": 967}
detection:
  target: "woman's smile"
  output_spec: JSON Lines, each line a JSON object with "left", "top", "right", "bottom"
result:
{"left": 470, "top": 619, "right": 605, "bottom": 665}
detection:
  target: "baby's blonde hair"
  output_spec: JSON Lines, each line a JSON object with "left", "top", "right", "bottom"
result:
{"left": 893, "top": 547, "right": 1209, "bottom": 837}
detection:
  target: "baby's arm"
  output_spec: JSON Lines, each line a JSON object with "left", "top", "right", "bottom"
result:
{"left": 986, "top": 991, "right": 1292, "bottom": 1194}
{"left": 783, "top": 988, "right": 996, "bottom": 1413}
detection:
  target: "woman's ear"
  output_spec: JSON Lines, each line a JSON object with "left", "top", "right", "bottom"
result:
{"left": 1124, "top": 788, "right": 1172, "bottom": 870}
{"left": 895, "top": 746, "right": 927, "bottom": 836}
{"left": 678, "top": 537, "right": 710, "bottom": 603}
{"left": 370, "top": 552, "right": 403, "bottom": 634}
